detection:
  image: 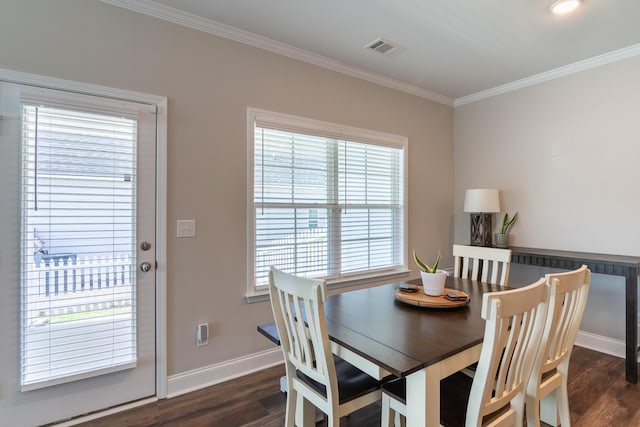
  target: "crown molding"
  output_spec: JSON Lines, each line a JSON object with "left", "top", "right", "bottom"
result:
{"left": 100, "top": 0, "right": 454, "bottom": 106}
{"left": 100, "top": 1, "right": 640, "bottom": 109}
{"left": 454, "top": 43, "right": 640, "bottom": 107}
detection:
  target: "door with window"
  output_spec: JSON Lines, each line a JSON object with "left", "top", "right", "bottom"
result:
{"left": 0, "top": 81, "right": 158, "bottom": 426}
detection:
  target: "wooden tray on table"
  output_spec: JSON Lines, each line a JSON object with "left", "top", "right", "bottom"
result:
{"left": 394, "top": 286, "right": 470, "bottom": 308}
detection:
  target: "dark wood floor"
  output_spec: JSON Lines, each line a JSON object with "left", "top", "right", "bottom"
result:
{"left": 76, "top": 346, "right": 640, "bottom": 426}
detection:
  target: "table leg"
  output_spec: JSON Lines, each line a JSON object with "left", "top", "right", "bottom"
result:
{"left": 625, "top": 270, "right": 638, "bottom": 383}
{"left": 540, "top": 392, "right": 559, "bottom": 427}
{"left": 406, "top": 366, "right": 440, "bottom": 427}
{"left": 404, "top": 344, "right": 482, "bottom": 427}
{"left": 406, "top": 369, "right": 426, "bottom": 427}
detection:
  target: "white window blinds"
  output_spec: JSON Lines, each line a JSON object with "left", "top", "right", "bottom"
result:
{"left": 249, "top": 109, "right": 406, "bottom": 292}
{"left": 20, "top": 104, "right": 138, "bottom": 390}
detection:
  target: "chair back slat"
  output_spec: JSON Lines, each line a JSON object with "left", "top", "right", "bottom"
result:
{"left": 467, "top": 278, "right": 549, "bottom": 427}
{"left": 454, "top": 256, "right": 462, "bottom": 279}
{"left": 536, "top": 265, "right": 591, "bottom": 375}
{"left": 525, "top": 265, "right": 590, "bottom": 427}
{"left": 269, "top": 268, "right": 336, "bottom": 392}
{"left": 453, "top": 244, "right": 512, "bottom": 286}
{"left": 271, "top": 266, "right": 384, "bottom": 426}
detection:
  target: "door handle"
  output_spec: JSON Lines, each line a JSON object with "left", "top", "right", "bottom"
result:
{"left": 140, "top": 261, "right": 152, "bottom": 272}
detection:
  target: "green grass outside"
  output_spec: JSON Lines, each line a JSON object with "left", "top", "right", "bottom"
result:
{"left": 44, "top": 306, "right": 132, "bottom": 324}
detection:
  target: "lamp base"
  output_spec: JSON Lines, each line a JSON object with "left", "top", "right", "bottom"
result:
{"left": 470, "top": 213, "right": 493, "bottom": 247}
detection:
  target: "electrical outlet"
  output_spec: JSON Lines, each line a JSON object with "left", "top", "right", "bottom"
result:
{"left": 196, "top": 322, "right": 209, "bottom": 346}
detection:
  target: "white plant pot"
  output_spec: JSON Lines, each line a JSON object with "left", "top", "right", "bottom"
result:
{"left": 420, "top": 270, "right": 448, "bottom": 296}
{"left": 495, "top": 233, "right": 509, "bottom": 248}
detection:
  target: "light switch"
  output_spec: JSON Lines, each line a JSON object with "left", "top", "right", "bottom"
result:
{"left": 176, "top": 219, "right": 196, "bottom": 238}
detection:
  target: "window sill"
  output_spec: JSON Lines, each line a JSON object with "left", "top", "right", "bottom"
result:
{"left": 245, "top": 269, "right": 412, "bottom": 304}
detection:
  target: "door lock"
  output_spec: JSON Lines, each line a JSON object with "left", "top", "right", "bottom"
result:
{"left": 140, "top": 241, "right": 151, "bottom": 251}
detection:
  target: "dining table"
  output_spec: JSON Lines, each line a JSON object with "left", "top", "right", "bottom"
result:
{"left": 258, "top": 275, "right": 505, "bottom": 427}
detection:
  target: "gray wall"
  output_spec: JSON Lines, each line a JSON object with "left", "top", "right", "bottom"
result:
{"left": 454, "top": 56, "right": 640, "bottom": 341}
{"left": 0, "top": 0, "right": 453, "bottom": 377}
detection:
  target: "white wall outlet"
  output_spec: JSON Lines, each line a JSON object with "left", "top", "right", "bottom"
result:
{"left": 196, "top": 322, "right": 209, "bottom": 347}
{"left": 177, "top": 219, "right": 196, "bottom": 238}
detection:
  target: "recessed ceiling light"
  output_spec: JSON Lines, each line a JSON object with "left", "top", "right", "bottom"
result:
{"left": 550, "top": 0, "right": 582, "bottom": 15}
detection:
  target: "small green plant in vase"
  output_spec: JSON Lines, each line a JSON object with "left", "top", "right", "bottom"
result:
{"left": 495, "top": 212, "right": 518, "bottom": 248}
{"left": 413, "top": 250, "right": 447, "bottom": 296}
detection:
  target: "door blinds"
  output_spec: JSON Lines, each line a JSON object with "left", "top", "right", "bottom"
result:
{"left": 20, "top": 104, "right": 138, "bottom": 390}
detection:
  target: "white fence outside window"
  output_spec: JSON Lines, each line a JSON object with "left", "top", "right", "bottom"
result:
{"left": 24, "top": 253, "right": 135, "bottom": 322}
{"left": 255, "top": 228, "right": 327, "bottom": 284}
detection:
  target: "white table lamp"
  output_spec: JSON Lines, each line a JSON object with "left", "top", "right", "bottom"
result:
{"left": 464, "top": 189, "right": 500, "bottom": 247}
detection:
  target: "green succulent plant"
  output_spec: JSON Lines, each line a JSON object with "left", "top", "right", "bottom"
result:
{"left": 412, "top": 249, "right": 441, "bottom": 274}
{"left": 500, "top": 212, "right": 518, "bottom": 234}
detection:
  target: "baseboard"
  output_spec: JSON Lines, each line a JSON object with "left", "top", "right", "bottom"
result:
{"left": 51, "top": 329, "right": 625, "bottom": 426}
{"left": 575, "top": 330, "right": 627, "bottom": 359}
{"left": 166, "top": 347, "right": 284, "bottom": 398}
{"left": 53, "top": 397, "right": 158, "bottom": 426}
{"left": 165, "top": 330, "right": 626, "bottom": 399}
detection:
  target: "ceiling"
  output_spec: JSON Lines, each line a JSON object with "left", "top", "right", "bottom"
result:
{"left": 109, "top": 0, "right": 640, "bottom": 105}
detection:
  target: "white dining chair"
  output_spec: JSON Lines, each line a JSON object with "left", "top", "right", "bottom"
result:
{"left": 269, "top": 267, "right": 382, "bottom": 427}
{"left": 525, "top": 265, "right": 591, "bottom": 427}
{"left": 453, "top": 244, "right": 513, "bottom": 379}
{"left": 453, "top": 244, "right": 512, "bottom": 286}
{"left": 381, "top": 277, "right": 549, "bottom": 427}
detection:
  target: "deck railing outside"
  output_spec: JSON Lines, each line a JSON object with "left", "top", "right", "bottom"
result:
{"left": 25, "top": 253, "right": 135, "bottom": 320}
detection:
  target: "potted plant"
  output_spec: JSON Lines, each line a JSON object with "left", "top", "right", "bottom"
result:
{"left": 495, "top": 212, "right": 518, "bottom": 248}
{"left": 413, "top": 249, "right": 447, "bottom": 296}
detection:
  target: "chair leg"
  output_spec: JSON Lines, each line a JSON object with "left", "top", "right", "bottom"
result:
{"left": 381, "top": 393, "right": 393, "bottom": 427}
{"left": 513, "top": 395, "right": 525, "bottom": 427}
{"left": 381, "top": 393, "right": 406, "bottom": 427}
{"left": 284, "top": 385, "right": 296, "bottom": 427}
{"left": 396, "top": 411, "right": 406, "bottom": 427}
{"left": 525, "top": 394, "right": 541, "bottom": 427}
{"left": 326, "top": 412, "right": 336, "bottom": 427}
{"left": 557, "top": 381, "right": 572, "bottom": 427}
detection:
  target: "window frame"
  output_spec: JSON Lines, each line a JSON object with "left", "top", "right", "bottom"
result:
{"left": 246, "top": 108, "right": 409, "bottom": 301}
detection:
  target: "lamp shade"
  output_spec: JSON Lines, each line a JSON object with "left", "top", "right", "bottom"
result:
{"left": 463, "top": 189, "right": 500, "bottom": 213}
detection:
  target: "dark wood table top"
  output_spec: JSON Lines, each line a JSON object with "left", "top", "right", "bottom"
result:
{"left": 258, "top": 276, "right": 501, "bottom": 378}
{"left": 323, "top": 277, "right": 500, "bottom": 377}
{"left": 257, "top": 308, "right": 421, "bottom": 376}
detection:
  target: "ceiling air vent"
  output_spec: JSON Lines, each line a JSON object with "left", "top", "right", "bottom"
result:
{"left": 365, "top": 37, "right": 402, "bottom": 56}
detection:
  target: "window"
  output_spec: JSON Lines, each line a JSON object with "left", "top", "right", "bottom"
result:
{"left": 247, "top": 108, "right": 407, "bottom": 297}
